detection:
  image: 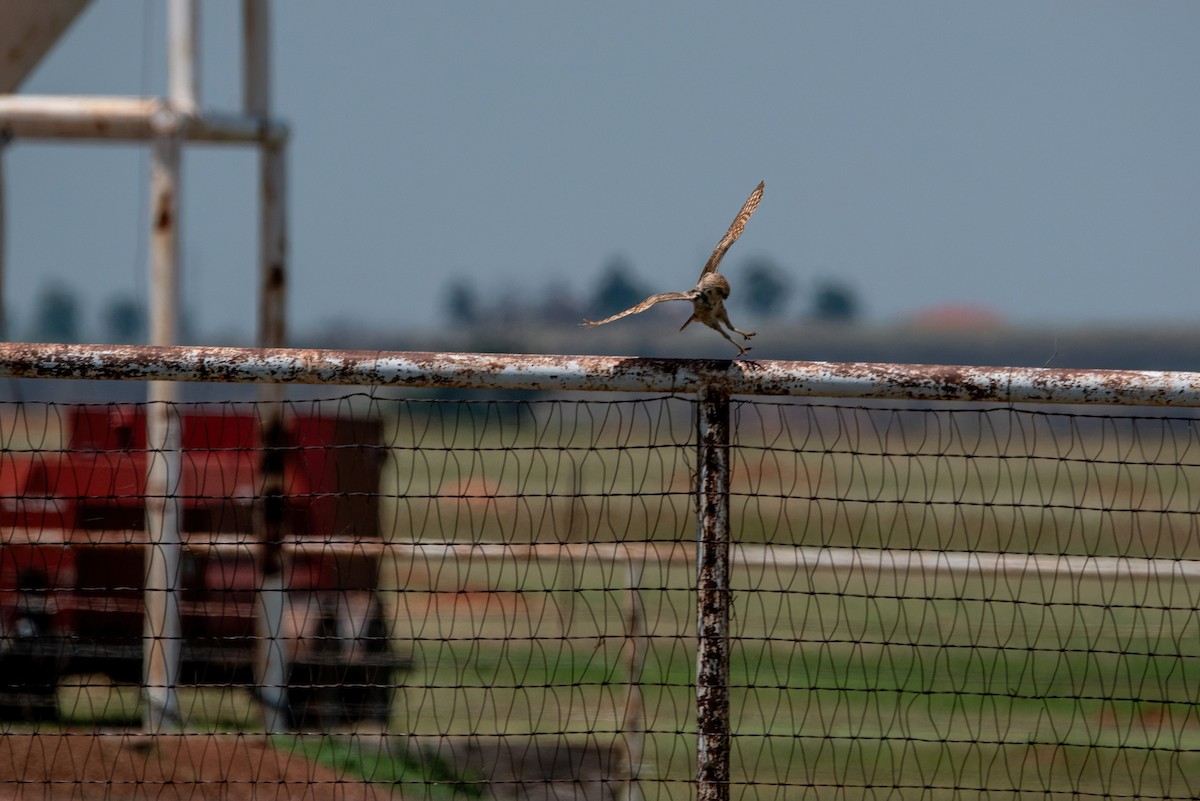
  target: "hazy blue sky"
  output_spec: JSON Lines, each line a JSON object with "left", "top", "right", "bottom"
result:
{"left": 6, "top": 2, "right": 1200, "bottom": 343}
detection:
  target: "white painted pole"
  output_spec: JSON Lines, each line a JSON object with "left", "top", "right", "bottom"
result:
{"left": 143, "top": 0, "right": 195, "bottom": 734}
{"left": 167, "top": 0, "right": 198, "bottom": 114}
{"left": 0, "top": 95, "right": 286, "bottom": 143}
{"left": 143, "top": 117, "right": 183, "bottom": 733}
{"left": 0, "top": 134, "right": 7, "bottom": 340}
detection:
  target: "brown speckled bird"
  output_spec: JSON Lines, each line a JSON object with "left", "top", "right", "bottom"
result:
{"left": 583, "top": 181, "right": 764, "bottom": 354}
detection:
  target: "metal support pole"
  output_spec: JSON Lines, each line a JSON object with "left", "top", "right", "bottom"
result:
{"left": 0, "top": 96, "right": 288, "bottom": 143}
{"left": 259, "top": 140, "right": 287, "bottom": 349}
{"left": 143, "top": 0, "right": 193, "bottom": 734}
{"left": 245, "top": 0, "right": 290, "bottom": 733}
{"left": 243, "top": 0, "right": 270, "bottom": 119}
{"left": 143, "top": 121, "right": 183, "bottom": 733}
{"left": 0, "top": 134, "right": 7, "bottom": 339}
{"left": 167, "top": 0, "right": 198, "bottom": 114}
{"left": 253, "top": 137, "right": 289, "bottom": 734}
{"left": 695, "top": 387, "right": 731, "bottom": 801}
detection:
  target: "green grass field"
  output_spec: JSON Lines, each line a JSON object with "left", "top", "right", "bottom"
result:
{"left": 375, "top": 398, "right": 1200, "bottom": 799}
{"left": 381, "top": 550, "right": 1200, "bottom": 800}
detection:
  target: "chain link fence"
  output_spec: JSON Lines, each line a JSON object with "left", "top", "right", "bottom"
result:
{"left": 1, "top": 346, "right": 1199, "bottom": 800}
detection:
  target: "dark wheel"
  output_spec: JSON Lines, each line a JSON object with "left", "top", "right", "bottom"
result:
{"left": 0, "top": 569, "right": 69, "bottom": 721}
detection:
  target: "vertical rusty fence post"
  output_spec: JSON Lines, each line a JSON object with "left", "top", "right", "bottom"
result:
{"left": 695, "top": 387, "right": 731, "bottom": 801}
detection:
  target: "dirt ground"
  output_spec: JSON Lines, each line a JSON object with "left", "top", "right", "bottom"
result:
{"left": 0, "top": 732, "right": 395, "bottom": 801}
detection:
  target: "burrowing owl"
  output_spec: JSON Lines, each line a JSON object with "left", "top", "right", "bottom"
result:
{"left": 583, "top": 181, "right": 764, "bottom": 355}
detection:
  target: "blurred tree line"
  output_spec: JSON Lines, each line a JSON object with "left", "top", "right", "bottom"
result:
{"left": 444, "top": 256, "right": 860, "bottom": 328}
{"left": 14, "top": 257, "right": 860, "bottom": 346}
{"left": 15, "top": 282, "right": 147, "bottom": 344}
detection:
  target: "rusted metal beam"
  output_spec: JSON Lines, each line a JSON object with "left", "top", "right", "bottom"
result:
{"left": 695, "top": 387, "right": 731, "bottom": 801}
{"left": 3, "top": 343, "right": 1200, "bottom": 407}
{"left": 0, "top": 96, "right": 287, "bottom": 144}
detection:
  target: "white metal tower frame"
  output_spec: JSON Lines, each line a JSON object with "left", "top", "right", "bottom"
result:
{"left": 0, "top": 0, "right": 290, "bottom": 733}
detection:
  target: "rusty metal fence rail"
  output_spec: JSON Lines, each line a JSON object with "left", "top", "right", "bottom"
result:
{"left": 3, "top": 343, "right": 1200, "bottom": 800}
{"left": 5, "top": 342, "right": 1200, "bottom": 404}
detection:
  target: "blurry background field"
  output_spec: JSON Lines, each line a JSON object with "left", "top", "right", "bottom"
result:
{"left": 383, "top": 549, "right": 1200, "bottom": 799}
{"left": 379, "top": 395, "right": 1200, "bottom": 557}
{"left": 376, "top": 396, "right": 1200, "bottom": 799}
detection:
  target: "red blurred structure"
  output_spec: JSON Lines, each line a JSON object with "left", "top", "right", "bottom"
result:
{"left": 0, "top": 405, "right": 401, "bottom": 728}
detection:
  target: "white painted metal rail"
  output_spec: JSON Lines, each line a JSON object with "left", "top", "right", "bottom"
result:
{"left": 3, "top": 342, "right": 1200, "bottom": 406}
{"left": 0, "top": 95, "right": 287, "bottom": 144}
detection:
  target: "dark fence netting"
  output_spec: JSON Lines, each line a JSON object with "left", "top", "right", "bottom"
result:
{"left": 0, "top": 393, "right": 1198, "bottom": 800}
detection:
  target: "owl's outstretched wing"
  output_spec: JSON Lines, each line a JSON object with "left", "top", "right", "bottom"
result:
{"left": 581, "top": 291, "right": 695, "bottom": 327}
{"left": 700, "top": 180, "right": 764, "bottom": 278}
